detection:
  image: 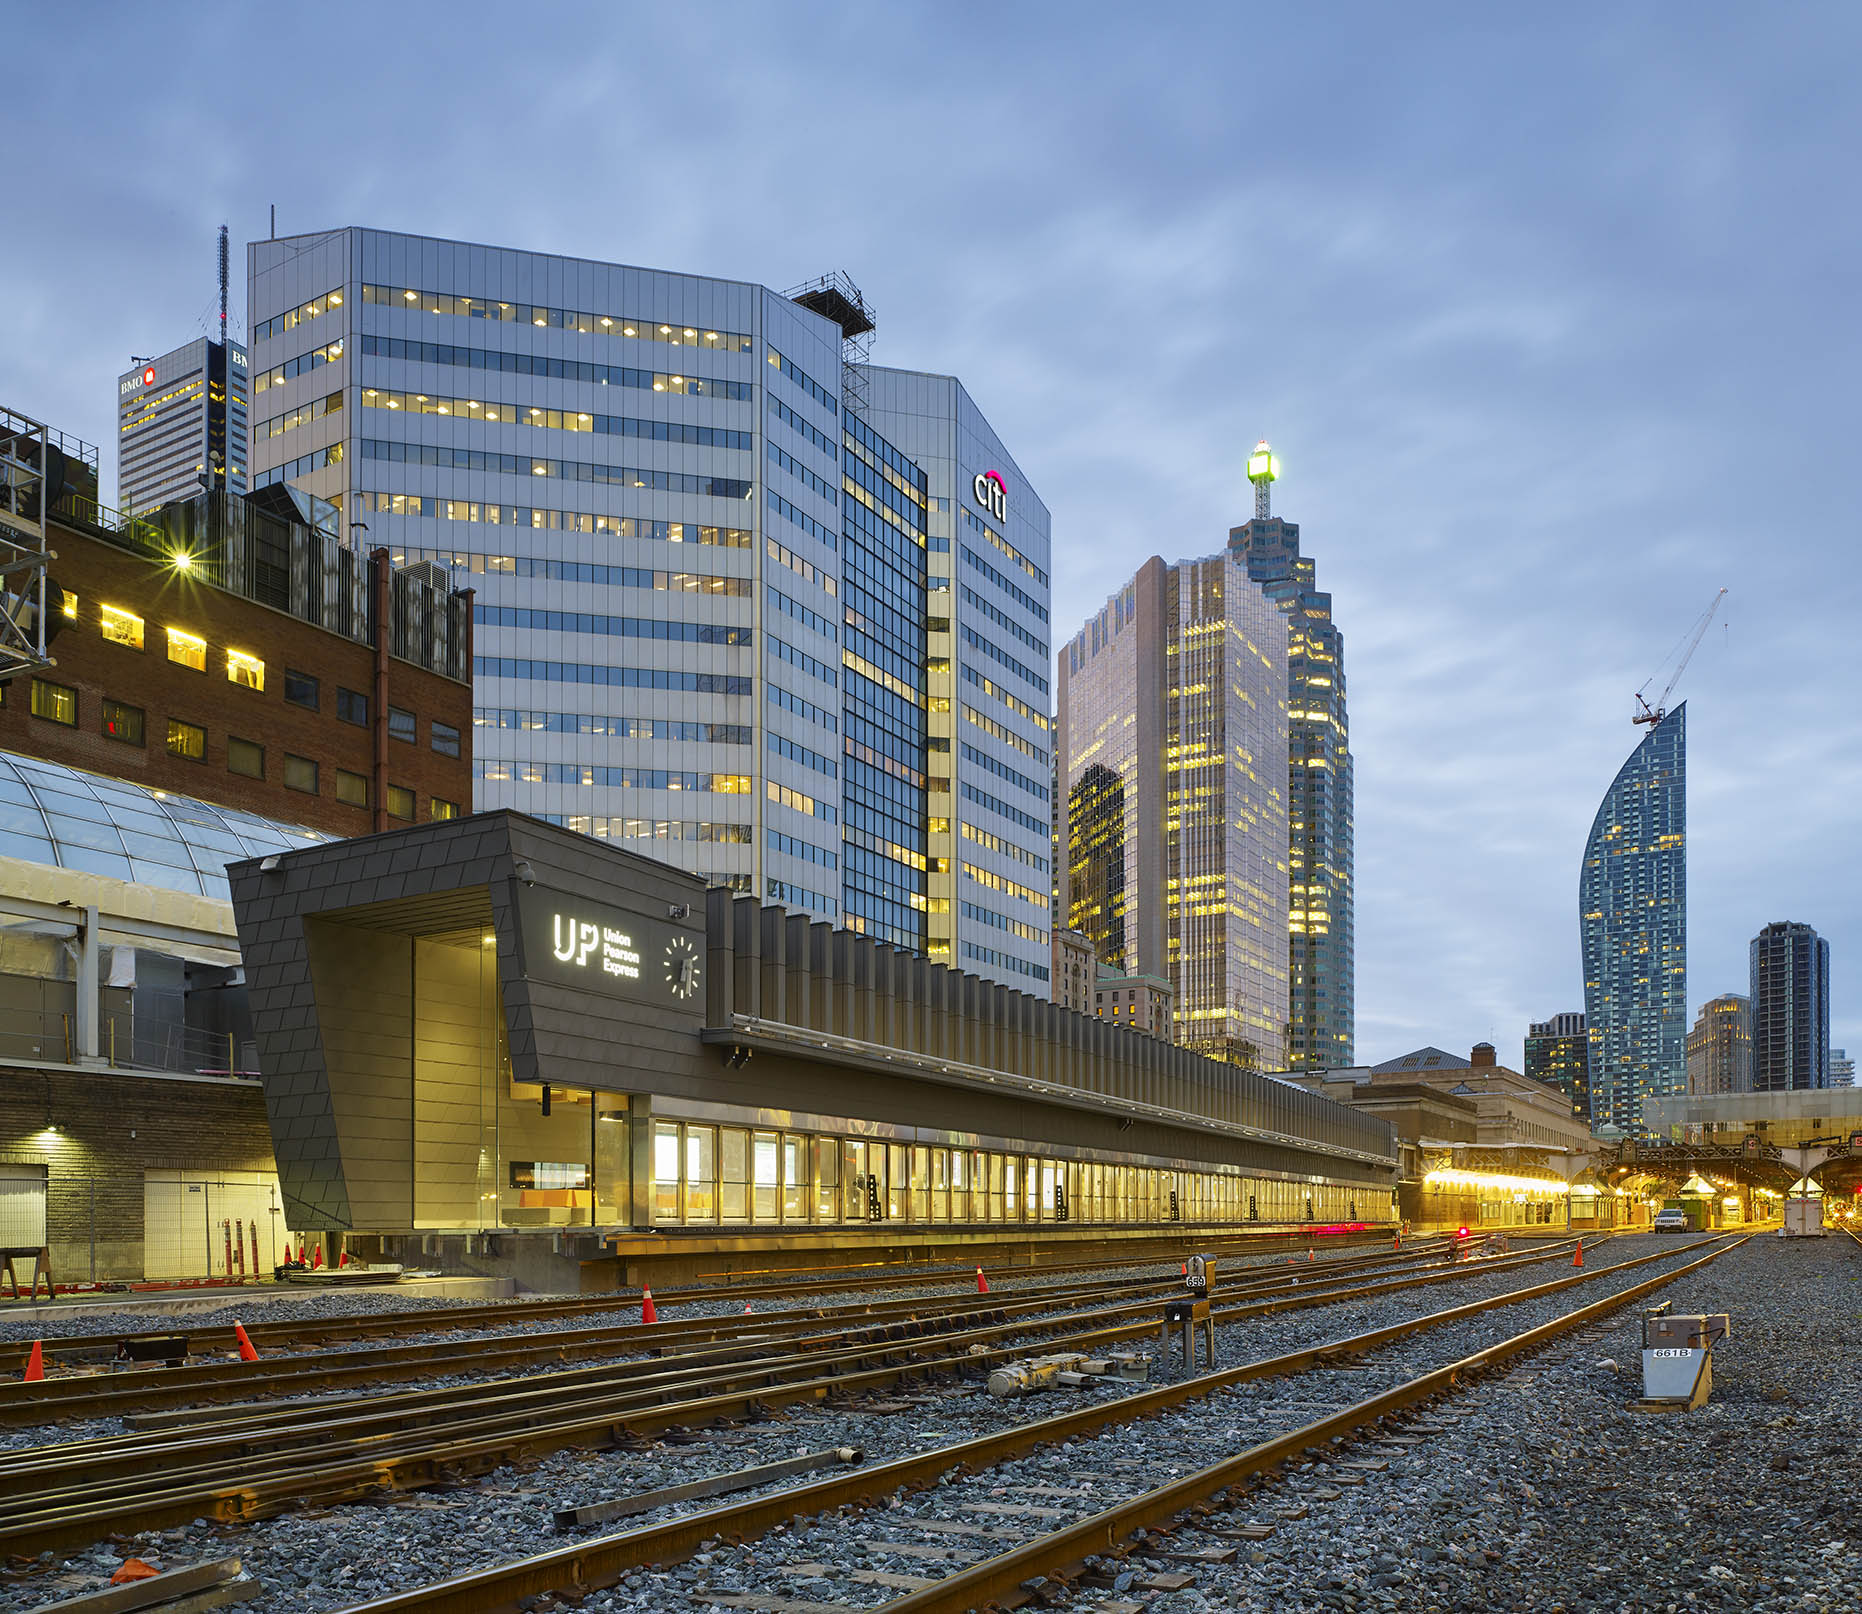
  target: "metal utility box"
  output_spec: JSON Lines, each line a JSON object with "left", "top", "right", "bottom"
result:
{"left": 1639, "top": 1304, "right": 1730, "bottom": 1409}
{"left": 1780, "top": 1200, "right": 1826, "bottom": 1238}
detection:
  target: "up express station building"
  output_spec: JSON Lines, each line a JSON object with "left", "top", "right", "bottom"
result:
{"left": 232, "top": 812, "right": 1398, "bottom": 1288}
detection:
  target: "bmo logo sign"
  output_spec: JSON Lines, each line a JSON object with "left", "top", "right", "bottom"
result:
{"left": 119, "top": 366, "right": 156, "bottom": 397}
{"left": 972, "top": 469, "right": 1008, "bottom": 523}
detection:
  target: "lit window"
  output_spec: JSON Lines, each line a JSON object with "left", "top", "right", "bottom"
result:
{"left": 166, "top": 628, "right": 207, "bottom": 671}
{"left": 227, "top": 650, "right": 264, "bottom": 691}
{"left": 30, "top": 679, "right": 77, "bottom": 726}
{"left": 386, "top": 784, "right": 415, "bottom": 820}
{"left": 228, "top": 737, "right": 264, "bottom": 778}
{"left": 335, "top": 769, "right": 369, "bottom": 808}
{"left": 430, "top": 798, "right": 459, "bottom": 821}
{"left": 100, "top": 606, "right": 144, "bottom": 650}
{"left": 59, "top": 590, "right": 77, "bottom": 621}
{"left": 284, "top": 754, "right": 318, "bottom": 794}
{"left": 101, "top": 698, "right": 144, "bottom": 746}
{"left": 166, "top": 719, "right": 206, "bottom": 761}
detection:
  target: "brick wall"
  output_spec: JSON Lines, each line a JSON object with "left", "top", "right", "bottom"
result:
{"left": 0, "top": 521, "right": 471, "bottom": 835}
{"left": 0, "top": 1066, "right": 275, "bottom": 1280}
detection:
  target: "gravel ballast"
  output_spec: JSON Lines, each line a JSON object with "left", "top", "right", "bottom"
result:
{"left": 0, "top": 1231, "right": 1730, "bottom": 1611}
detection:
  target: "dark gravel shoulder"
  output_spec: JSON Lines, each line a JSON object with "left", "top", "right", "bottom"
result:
{"left": 1195, "top": 1232, "right": 1862, "bottom": 1613}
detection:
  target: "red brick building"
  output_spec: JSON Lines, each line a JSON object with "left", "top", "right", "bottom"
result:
{"left": 0, "top": 490, "right": 471, "bottom": 834}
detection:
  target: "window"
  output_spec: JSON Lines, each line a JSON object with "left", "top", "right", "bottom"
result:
{"left": 430, "top": 797, "right": 459, "bottom": 821}
{"left": 166, "top": 628, "right": 206, "bottom": 671}
{"left": 284, "top": 754, "right": 318, "bottom": 793}
{"left": 99, "top": 606, "right": 144, "bottom": 650}
{"left": 30, "top": 679, "right": 77, "bottom": 726}
{"left": 335, "top": 769, "right": 369, "bottom": 807}
{"left": 283, "top": 670, "right": 319, "bottom": 710}
{"left": 431, "top": 720, "right": 461, "bottom": 758}
{"left": 101, "top": 699, "right": 144, "bottom": 745}
{"left": 166, "top": 719, "right": 206, "bottom": 761}
{"left": 337, "top": 688, "right": 369, "bottom": 726}
{"left": 227, "top": 650, "right": 264, "bottom": 691}
{"left": 228, "top": 737, "right": 264, "bottom": 778}
{"left": 386, "top": 784, "right": 415, "bottom": 820}
{"left": 388, "top": 706, "right": 416, "bottom": 744}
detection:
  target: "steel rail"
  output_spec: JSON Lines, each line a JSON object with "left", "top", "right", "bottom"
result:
{"left": 323, "top": 1235, "right": 1730, "bottom": 1614}
{"left": 0, "top": 1229, "right": 1425, "bottom": 1374}
{"left": 0, "top": 1235, "right": 1559, "bottom": 1449}
{"left": 0, "top": 1246, "right": 1496, "bottom": 1494}
{"left": 0, "top": 1236, "right": 1607, "bottom": 1553}
{"left": 873, "top": 1235, "right": 1750, "bottom": 1613}
{"left": 0, "top": 1240, "right": 1468, "bottom": 1427}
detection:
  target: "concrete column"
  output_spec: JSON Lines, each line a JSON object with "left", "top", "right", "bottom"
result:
{"left": 76, "top": 904, "right": 100, "bottom": 1063}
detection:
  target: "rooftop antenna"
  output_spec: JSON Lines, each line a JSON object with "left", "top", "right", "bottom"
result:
{"left": 1633, "top": 587, "right": 1728, "bottom": 730}
{"left": 1246, "top": 439, "right": 1280, "bottom": 520}
{"left": 218, "top": 224, "right": 230, "bottom": 345}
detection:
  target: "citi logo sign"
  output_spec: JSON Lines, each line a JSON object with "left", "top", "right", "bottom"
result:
{"left": 973, "top": 470, "right": 1007, "bottom": 524}
{"left": 552, "top": 914, "right": 601, "bottom": 966}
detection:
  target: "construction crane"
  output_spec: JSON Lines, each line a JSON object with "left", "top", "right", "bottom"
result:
{"left": 1634, "top": 587, "right": 1727, "bottom": 730}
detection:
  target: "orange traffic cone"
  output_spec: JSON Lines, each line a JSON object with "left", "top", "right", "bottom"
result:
{"left": 233, "top": 1323, "right": 260, "bottom": 1362}
{"left": 338, "top": 1251, "right": 350, "bottom": 1268}
{"left": 312, "top": 1245, "right": 324, "bottom": 1269}
{"left": 1307, "top": 1249, "right": 1315, "bottom": 1263}
{"left": 110, "top": 1559, "right": 160, "bottom": 1585}
{"left": 1394, "top": 1233, "right": 1401, "bottom": 1253}
{"left": 21, "top": 1341, "right": 43, "bottom": 1383}
{"left": 1181, "top": 1261, "right": 1187, "bottom": 1275}
{"left": 742, "top": 1301, "right": 753, "bottom": 1315}
{"left": 975, "top": 1267, "right": 989, "bottom": 1295}
{"left": 641, "top": 1287, "right": 658, "bottom": 1325}
{"left": 1573, "top": 1240, "right": 1583, "bottom": 1269}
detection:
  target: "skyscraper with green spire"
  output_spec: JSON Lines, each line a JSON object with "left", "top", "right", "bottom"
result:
{"left": 1227, "top": 444, "right": 1354, "bottom": 1069}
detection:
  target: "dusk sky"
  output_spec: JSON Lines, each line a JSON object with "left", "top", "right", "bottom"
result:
{"left": 7, "top": 4, "right": 1857, "bottom": 1064}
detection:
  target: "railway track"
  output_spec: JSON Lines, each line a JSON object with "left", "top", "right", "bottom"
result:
{"left": 0, "top": 1239, "right": 1473, "bottom": 1424}
{"left": 0, "top": 1233, "right": 1604, "bottom": 1559}
{"left": 0, "top": 1227, "right": 1427, "bottom": 1376}
{"left": 322, "top": 1233, "right": 1742, "bottom": 1614}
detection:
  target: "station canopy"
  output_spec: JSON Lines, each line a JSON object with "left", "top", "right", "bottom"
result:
{"left": 0, "top": 749, "right": 330, "bottom": 900}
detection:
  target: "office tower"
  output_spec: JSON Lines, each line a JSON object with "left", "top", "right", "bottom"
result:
{"left": 245, "top": 230, "right": 1051, "bottom": 989}
{"left": 1685, "top": 994, "right": 1753, "bottom": 1096}
{"left": 1579, "top": 705, "right": 1687, "bottom": 1133}
{"left": 858, "top": 368, "right": 1055, "bottom": 989}
{"left": 1750, "top": 921, "right": 1830, "bottom": 1090}
{"left": 117, "top": 338, "right": 249, "bottom": 514}
{"left": 1830, "top": 1049, "right": 1854, "bottom": 1088}
{"left": 1524, "top": 1011, "right": 1591, "bottom": 1120}
{"left": 1056, "top": 554, "right": 1289, "bottom": 1068}
{"left": 1226, "top": 445, "right": 1352, "bottom": 1068}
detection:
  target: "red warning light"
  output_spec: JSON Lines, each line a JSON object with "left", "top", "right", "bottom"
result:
{"left": 143, "top": 367, "right": 156, "bottom": 386}
{"left": 1456, "top": 1226, "right": 1469, "bottom": 1238}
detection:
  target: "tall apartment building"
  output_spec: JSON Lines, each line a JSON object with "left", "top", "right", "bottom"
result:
{"left": 1750, "top": 921, "right": 1830, "bottom": 1090}
{"left": 117, "top": 338, "right": 249, "bottom": 515}
{"left": 1580, "top": 705, "right": 1687, "bottom": 1133}
{"left": 1685, "top": 993, "right": 1752, "bottom": 1096}
{"left": 1226, "top": 446, "right": 1353, "bottom": 1069}
{"left": 245, "top": 230, "right": 1052, "bottom": 989}
{"left": 1830, "top": 1049, "right": 1854, "bottom": 1088}
{"left": 1056, "top": 553, "right": 1289, "bottom": 1069}
{"left": 1524, "top": 1011, "right": 1591, "bottom": 1120}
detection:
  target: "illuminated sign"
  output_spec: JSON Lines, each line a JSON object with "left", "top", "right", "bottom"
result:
{"left": 509, "top": 1160, "right": 590, "bottom": 1190}
{"left": 972, "top": 469, "right": 1007, "bottom": 523}
{"left": 517, "top": 886, "right": 703, "bottom": 1007}
{"left": 120, "top": 366, "right": 157, "bottom": 398}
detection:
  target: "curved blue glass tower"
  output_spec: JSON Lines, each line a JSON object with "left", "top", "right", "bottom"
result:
{"left": 1580, "top": 704, "right": 1687, "bottom": 1135}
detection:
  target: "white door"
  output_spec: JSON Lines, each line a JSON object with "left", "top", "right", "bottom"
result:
{"left": 143, "top": 1170, "right": 292, "bottom": 1279}
{"left": 0, "top": 1166, "right": 48, "bottom": 1247}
